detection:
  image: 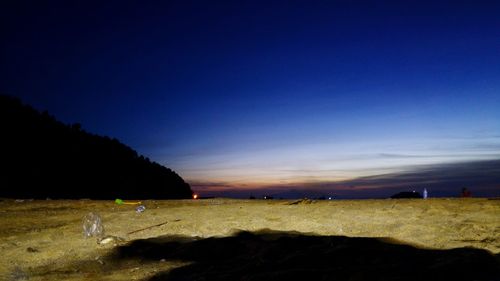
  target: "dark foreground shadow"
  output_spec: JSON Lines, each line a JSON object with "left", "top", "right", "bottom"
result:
{"left": 113, "top": 230, "right": 500, "bottom": 281}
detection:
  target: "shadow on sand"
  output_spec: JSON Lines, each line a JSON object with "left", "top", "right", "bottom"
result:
{"left": 112, "top": 230, "right": 500, "bottom": 281}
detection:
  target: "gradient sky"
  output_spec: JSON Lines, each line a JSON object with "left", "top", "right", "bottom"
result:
{"left": 1, "top": 1, "right": 499, "bottom": 198}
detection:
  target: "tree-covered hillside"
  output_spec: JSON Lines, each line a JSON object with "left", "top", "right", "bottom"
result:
{"left": 0, "top": 95, "right": 193, "bottom": 199}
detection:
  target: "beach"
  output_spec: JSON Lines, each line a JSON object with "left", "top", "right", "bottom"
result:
{"left": 1, "top": 198, "right": 498, "bottom": 280}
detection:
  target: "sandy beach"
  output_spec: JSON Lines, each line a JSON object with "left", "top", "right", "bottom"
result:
{"left": 0, "top": 198, "right": 498, "bottom": 280}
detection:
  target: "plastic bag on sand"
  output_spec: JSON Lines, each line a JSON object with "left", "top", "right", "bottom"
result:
{"left": 136, "top": 205, "right": 146, "bottom": 213}
{"left": 83, "top": 212, "right": 105, "bottom": 238}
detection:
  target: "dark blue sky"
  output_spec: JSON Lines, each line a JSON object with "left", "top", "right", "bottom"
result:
{"left": 2, "top": 1, "right": 499, "bottom": 198}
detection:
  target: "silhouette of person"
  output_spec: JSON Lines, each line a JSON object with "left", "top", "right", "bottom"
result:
{"left": 461, "top": 188, "right": 472, "bottom": 198}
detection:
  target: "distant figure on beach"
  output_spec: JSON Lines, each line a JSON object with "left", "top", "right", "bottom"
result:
{"left": 461, "top": 188, "right": 472, "bottom": 198}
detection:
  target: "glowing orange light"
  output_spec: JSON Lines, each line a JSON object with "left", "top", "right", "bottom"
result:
{"left": 193, "top": 194, "right": 198, "bottom": 199}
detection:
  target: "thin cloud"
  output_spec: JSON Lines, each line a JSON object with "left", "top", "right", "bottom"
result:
{"left": 192, "top": 159, "right": 500, "bottom": 198}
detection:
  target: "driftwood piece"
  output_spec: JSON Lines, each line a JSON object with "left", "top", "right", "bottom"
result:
{"left": 127, "top": 219, "right": 181, "bottom": 235}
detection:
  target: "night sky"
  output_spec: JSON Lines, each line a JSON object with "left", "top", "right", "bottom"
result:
{"left": 2, "top": 1, "right": 499, "bottom": 198}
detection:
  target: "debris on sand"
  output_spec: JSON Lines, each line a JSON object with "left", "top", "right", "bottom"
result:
{"left": 286, "top": 198, "right": 316, "bottom": 205}
{"left": 97, "top": 235, "right": 126, "bottom": 246}
{"left": 82, "top": 212, "right": 105, "bottom": 239}
{"left": 135, "top": 205, "right": 146, "bottom": 213}
{"left": 26, "top": 247, "right": 39, "bottom": 253}
{"left": 127, "top": 220, "right": 176, "bottom": 235}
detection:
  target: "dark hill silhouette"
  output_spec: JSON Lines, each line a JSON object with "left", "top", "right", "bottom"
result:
{"left": 0, "top": 95, "right": 193, "bottom": 199}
